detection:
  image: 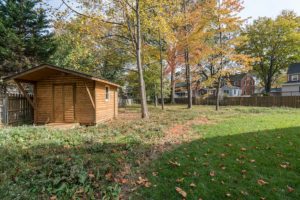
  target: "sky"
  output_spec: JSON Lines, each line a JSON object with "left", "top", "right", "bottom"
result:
{"left": 47, "top": 0, "right": 300, "bottom": 21}
{"left": 240, "top": 0, "right": 300, "bottom": 21}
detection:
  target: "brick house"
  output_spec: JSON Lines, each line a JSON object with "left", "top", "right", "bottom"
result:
{"left": 224, "top": 73, "right": 255, "bottom": 96}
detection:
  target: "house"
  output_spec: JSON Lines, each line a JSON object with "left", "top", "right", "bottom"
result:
{"left": 223, "top": 73, "right": 255, "bottom": 96}
{"left": 175, "top": 81, "right": 202, "bottom": 98}
{"left": 4, "top": 64, "right": 119, "bottom": 125}
{"left": 220, "top": 85, "right": 242, "bottom": 97}
{"left": 282, "top": 63, "right": 300, "bottom": 96}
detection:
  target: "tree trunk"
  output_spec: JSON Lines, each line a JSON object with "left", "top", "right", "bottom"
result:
{"left": 215, "top": 77, "right": 221, "bottom": 111}
{"left": 154, "top": 84, "right": 158, "bottom": 107}
{"left": 265, "top": 62, "right": 273, "bottom": 94}
{"left": 185, "top": 48, "right": 192, "bottom": 109}
{"left": 170, "top": 67, "right": 175, "bottom": 104}
{"left": 159, "top": 30, "right": 164, "bottom": 110}
{"left": 154, "top": 95, "right": 158, "bottom": 107}
{"left": 183, "top": 0, "right": 192, "bottom": 109}
{"left": 136, "top": 0, "right": 149, "bottom": 119}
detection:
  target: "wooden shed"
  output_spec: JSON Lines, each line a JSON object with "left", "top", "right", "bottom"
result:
{"left": 4, "top": 64, "right": 120, "bottom": 125}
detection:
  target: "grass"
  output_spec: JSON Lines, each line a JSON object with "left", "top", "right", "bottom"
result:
{"left": 137, "top": 107, "right": 300, "bottom": 199}
{"left": 0, "top": 105, "right": 300, "bottom": 199}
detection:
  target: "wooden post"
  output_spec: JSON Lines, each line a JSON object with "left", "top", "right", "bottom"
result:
{"left": 84, "top": 82, "right": 95, "bottom": 110}
{"left": 3, "top": 95, "right": 8, "bottom": 124}
{"left": 15, "top": 80, "right": 35, "bottom": 108}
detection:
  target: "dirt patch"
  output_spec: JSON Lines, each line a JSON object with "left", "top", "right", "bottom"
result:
{"left": 119, "top": 116, "right": 211, "bottom": 198}
{"left": 162, "top": 117, "right": 210, "bottom": 144}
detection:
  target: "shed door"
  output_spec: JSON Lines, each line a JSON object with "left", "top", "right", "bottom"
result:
{"left": 53, "top": 84, "right": 75, "bottom": 123}
{"left": 53, "top": 85, "right": 64, "bottom": 122}
{"left": 64, "top": 85, "right": 75, "bottom": 123}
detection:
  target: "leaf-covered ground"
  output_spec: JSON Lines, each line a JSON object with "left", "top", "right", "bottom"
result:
{"left": 0, "top": 106, "right": 300, "bottom": 199}
{"left": 137, "top": 107, "right": 300, "bottom": 200}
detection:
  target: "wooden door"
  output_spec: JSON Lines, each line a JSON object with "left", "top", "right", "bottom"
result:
{"left": 53, "top": 84, "right": 75, "bottom": 123}
{"left": 53, "top": 85, "right": 64, "bottom": 122}
{"left": 64, "top": 85, "right": 75, "bottom": 122}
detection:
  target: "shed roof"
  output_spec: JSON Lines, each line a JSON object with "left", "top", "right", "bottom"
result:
{"left": 3, "top": 64, "right": 120, "bottom": 87}
{"left": 287, "top": 63, "right": 300, "bottom": 74}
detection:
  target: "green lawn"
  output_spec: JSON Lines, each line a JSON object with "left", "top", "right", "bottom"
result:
{"left": 0, "top": 106, "right": 299, "bottom": 199}
{"left": 137, "top": 107, "right": 300, "bottom": 199}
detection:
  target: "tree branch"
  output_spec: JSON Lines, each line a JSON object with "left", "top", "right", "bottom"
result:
{"left": 61, "top": 0, "right": 124, "bottom": 26}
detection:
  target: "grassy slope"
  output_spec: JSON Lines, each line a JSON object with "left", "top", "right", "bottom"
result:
{"left": 0, "top": 105, "right": 201, "bottom": 199}
{"left": 138, "top": 107, "right": 300, "bottom": 199}
{"left": 0, "top": 106, "right": 300, "bottom": 199}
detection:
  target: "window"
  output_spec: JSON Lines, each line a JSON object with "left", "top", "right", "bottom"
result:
{"left": 291, "top": 75, "right": 298, "bottom": 82}
{"left": 224, "top": 90, "right": 229, "bottom": 94}
{"left": 105, "top": 86, "right": 109, "bottom": 101}
{"left": 233, "top": 90, "right": 236, "bottom": 95}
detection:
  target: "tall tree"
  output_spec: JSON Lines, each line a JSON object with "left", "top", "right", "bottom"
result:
{"left": 204, "top": 0, "right": 250, "bottom": 111}
{"left": 0, "top": 0, "right": 56, "bottom": 76}
{"left": 177, "top": 0, "right": 214, "bottom": 109}
{"left": 59, "top": 0, "right": 175, "bottom": 118}
{"left": 240, "top": 11, "right": 300, "bottom": 94}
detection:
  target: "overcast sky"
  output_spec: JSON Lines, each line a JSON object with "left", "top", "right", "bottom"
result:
{"left": 240, "top": 0, "right": 300, "bottom": 20}
{"left": 48, "top": 0, "right": 300, "bottom": 21}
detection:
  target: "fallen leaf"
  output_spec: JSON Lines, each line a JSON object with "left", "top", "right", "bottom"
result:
{"left": 137, "top": 177, "right": 152, "bottom": 187}
{"left": 175, "top": 187, "right": 187, "bottom": 198}
{"left": 105, "top": 172, "right": 112, "bottom": 181}
{"left": 280, "top": 164, "right": 288, "bottom": 169}
{"left": 220, "top": 153, "right": 226, "bottom": 158}
{"left": 241, "top": 170, "right": 247, "bottom": 174}
{"left": 280, "top": 162, "right": 290, "bottom": 169}
{"left": 176, "top": 178, "right": 184, "bottom": 183}
{"left": 240, "top": 190, "right": 249, "bottom": 195}
{"left": 287, "top": 185, "right": 295, "bottom": 193}
{"left": 152, "top": 172, "right": 158, "bottom": 176}
{"left": 226, "top": 193, "right": 231, "bottom": 197}
{"left": 190, "top": 183, "right": 196, "bottom": 187}
{"left": 257, "top": 179, "right": 268, "bottom": 186}
{"left": 210, "top": 171, "right": 216, "bottom": 177}
{"left": 88, "top": 172, "right": 95, "bottom": 179}
{"left": 250, "top": 159, "right": 256, "bottom": 163}
{"left": 169, "top": 160, "right": 181, "bottom": 167}
{"left": 50, "top": 196, "right": 57, "bottom": 200}
{"left": 240, "top": 148, "right": 247, "bottom": 152}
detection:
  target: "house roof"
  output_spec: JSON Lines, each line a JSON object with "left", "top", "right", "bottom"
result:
{"left": 222, "top": 85, "right": 240, "bottom": 90}
{"left": 227, "top": 73, "right": 247, "bottom": 82}
{"left": 3, "top": 64, "right": 120, "bottom": 87}
{"left": 287, "top": 63, "right": 300, "bottom": 74}
{"left": 175, "top": 82, "right": 187, "bottom": 88}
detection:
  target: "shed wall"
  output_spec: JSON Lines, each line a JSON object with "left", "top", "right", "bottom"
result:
{"left": 35, "top": 72, "right": 95, "bottom": 124}
{"left": 95, "top": 82, "right": 118, "bottom": 123}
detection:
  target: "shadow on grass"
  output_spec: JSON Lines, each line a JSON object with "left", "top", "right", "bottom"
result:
{"left": 0, "top": 140, "right": 155, "bottom": 199}
{"left": 137, "top": 127, "right": 300, "bottom": 200}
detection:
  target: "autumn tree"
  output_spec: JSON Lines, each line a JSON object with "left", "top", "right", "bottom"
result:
{"left": 202, "top": 0, "right": 251, "bottom": 111}
{"left": 50, "top": 16, "right": 128, "bottom": 83}
{"left": 57, "top": 0, "right": 174, "bottom": 118}
{"left": 176, "top": 0, "right": 214, "bottom": 108}
{"left": 240, "top": 11, "right": 300, "bottom": 94}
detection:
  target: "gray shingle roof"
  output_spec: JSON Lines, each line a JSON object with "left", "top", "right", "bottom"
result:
{"left": 287, "top": 63, "right": 300, "bottom": 74}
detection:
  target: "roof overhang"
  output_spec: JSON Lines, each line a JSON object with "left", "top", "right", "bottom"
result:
{"left": 3, "top": 64, "right": 120, "bottom": 87}
{"left": 282, "top": 82, "right": 300, "bottom": 86}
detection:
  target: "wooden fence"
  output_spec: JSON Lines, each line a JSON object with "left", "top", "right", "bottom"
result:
{"left": 0, "top": 94, "right": 33, "bottom": 126}
{"left": 172, "top": 96, "right": 300, "bottom": 108}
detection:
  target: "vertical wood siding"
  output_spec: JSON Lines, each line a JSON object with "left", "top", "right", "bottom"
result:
{"left": 95, "top": 82, "right": 118, "bottom": 123}
{"left": 36, "top": 73, "right": 95, "bottom": 124}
